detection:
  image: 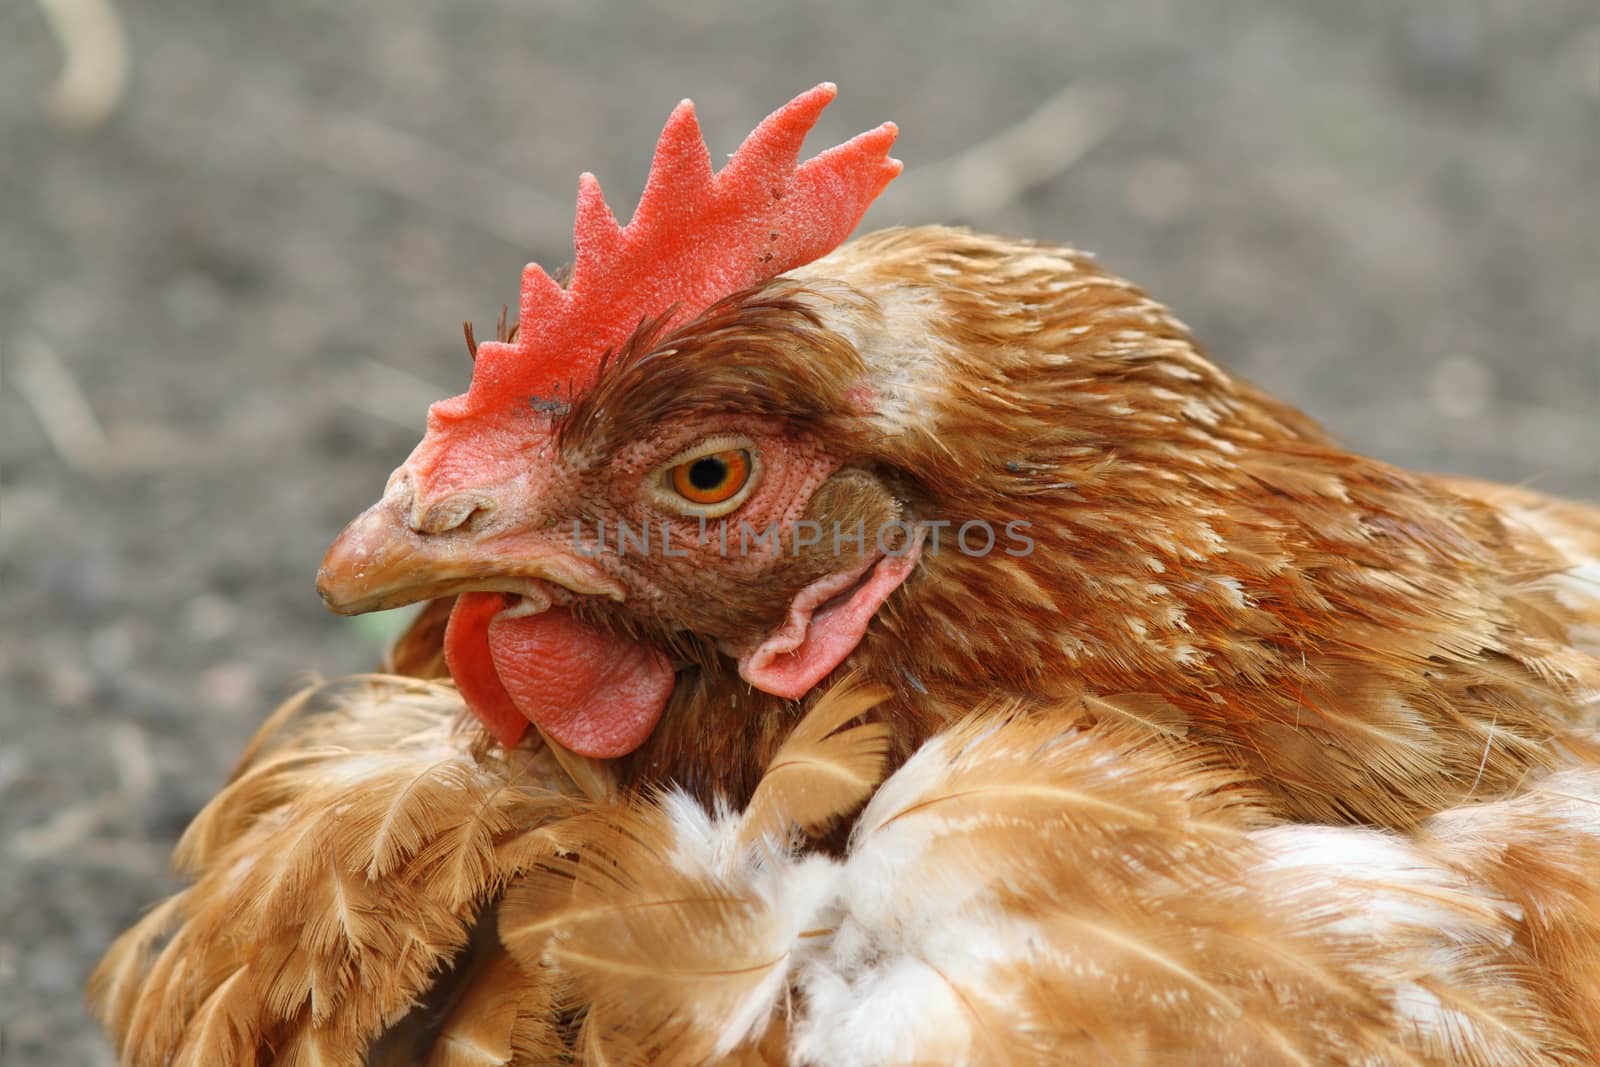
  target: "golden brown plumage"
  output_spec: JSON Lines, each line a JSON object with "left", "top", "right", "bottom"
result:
{"left": 91, "top": 677, "right": 582, "bottom": 1065}
{"left": 93, "top": 86, "right": 1600, "bottom": 1063}
{"left": 95, "top": 670, "right": 1600, "bottom": 1064}
{"left": 569, "top": 226, "right": 1600, "bottom": 831}
{"left": 93, "top": 226, "right": 1600, "bottom": 1064}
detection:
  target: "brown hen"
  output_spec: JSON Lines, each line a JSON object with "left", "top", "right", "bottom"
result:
{"left": 93, "top": 85, "right": 1600, "bottom": 1065}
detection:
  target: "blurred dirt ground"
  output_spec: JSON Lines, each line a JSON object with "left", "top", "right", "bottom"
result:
{"left": 1, "top": 2, "right": 1596, "bottom": 1062}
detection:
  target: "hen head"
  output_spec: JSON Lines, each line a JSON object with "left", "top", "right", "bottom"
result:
{"left": 318, "top": 84, "right": 921, "bottom": 757}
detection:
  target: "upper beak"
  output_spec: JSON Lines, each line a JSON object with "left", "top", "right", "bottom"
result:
{"left": 316, "top": 497, "right": 623, "bottom": 615}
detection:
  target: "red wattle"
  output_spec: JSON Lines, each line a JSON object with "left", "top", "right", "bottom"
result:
{"left": 444, "top": 592, "right": 674, "bottom": 758}
{"left": 444, "top": 593, "right": 530, "bottom": 747}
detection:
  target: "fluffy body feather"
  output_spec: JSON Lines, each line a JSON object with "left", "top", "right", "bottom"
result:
{"left": 97, "top": 671, "right": 1600, "bottom": 1064}
{"left": 91, "top": 678, "right": 582, "bottom": 1066}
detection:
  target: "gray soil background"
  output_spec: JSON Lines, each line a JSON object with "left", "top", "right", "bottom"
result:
{"left": 2, "top": 1, "right": 1597, "bottom": 1062}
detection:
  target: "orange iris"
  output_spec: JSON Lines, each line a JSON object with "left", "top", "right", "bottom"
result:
{"left": 669, "top": 449, "right": 751, "bottom": 505}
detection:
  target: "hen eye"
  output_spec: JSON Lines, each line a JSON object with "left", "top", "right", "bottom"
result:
{"left": 648, "top": 438, "right": 761, "bottom": 518}
{"left": 670, "top": 449, "right": 752, "bottom": 506}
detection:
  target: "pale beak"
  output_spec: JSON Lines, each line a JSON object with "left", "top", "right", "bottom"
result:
{"left": 316, "top": 496, "right": 622, "bottom": 615}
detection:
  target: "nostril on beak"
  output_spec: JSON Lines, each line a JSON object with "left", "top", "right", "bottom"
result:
{"left": 383, "top": 467, "right": 498, "bottom": 536}
{"left": 411, "top": 491, "right": 497, "bottom": 536}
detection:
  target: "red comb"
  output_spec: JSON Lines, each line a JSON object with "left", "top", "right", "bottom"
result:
{"left": 453, "top": 83, "right": 900, "bottom": 416}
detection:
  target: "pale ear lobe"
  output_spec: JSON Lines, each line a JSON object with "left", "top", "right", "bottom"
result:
{"left": 737, "top": 531, "right": 925, "bottom": 700}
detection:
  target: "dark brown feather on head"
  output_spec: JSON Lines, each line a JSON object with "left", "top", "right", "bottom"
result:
{"left": 556, "top": 285, "right": 871, "bottom": 463}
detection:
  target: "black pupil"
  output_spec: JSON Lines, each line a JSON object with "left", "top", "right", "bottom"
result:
{"left": 688, "top": 456, "right": 728, "bottom": 491}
